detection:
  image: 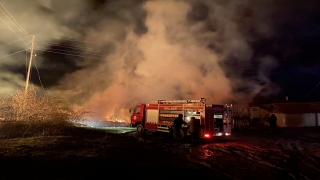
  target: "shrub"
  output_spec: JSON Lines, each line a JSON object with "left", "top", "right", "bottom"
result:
{"left": 0, "top": 87, "right": 90, "bottom": 138}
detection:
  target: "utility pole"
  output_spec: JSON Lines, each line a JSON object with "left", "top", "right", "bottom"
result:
{"left": 25, "top": 35, "right": 35, "bottom": 95}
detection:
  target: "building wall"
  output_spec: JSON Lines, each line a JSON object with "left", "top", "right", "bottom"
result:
{"left": 232, "top": 104, "right": 250, "bottom": 118}
{"left": 283, "top": 113, "right": 316, "bottom": 127}
{"left": 233, "top": 104, "right": 320, "bottom": 127}
{"left": 274, "top": 113, "right": 285, "bottom": 127}
{"left": 260, "top": 108, "right": 269, "bottom": 119}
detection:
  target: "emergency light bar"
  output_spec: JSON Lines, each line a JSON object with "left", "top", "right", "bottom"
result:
{"left": 151, "top": 98, "right": 206, "bottom": 104}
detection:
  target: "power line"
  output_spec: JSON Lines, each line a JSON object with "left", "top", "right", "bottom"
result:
{"left": 0, "top": 2, "right": 32, "bottom": 90}
{"left": 33, "top": 51, "right": 317, "bottom": 75}
{"left": 35, "top": 45, "right": 104, "bottom": 59}
{"left": 0, "top": 16, "right": 28, "bottom": 46}
{"left": 35, "top": 35, "right": 105, "bottom": 45}
{"left": 35, "top": 48, "right": 104, "bottom": 60}
{"left": 34, "top": 43, "right": 111, "bottom": 56}
{"left": 34, "top": 45, "right": 84, "bottom": 56}
{"left": 301, "top": 81, "right": 320, "bottom": 101}
{"left": 33, "top": 56, "right": 45, "bottom": 92}
{"left": 0, "top": 49, "right": 26, "bottom": 59}
{"left": 0, "top": 2, "right": 28, "bottom": 36}
{"left": 35, "top": 41, "right": 113, "bottom": 55}
{"left": 0, "top": 36, "right": 31, "bottom": 48}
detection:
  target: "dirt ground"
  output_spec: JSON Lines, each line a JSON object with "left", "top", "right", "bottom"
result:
{"left": 0, "top": 126, "right": 320, "bottom": 180}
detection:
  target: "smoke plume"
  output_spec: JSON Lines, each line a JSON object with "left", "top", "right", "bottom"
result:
{"left": 1, "top": 0, "right": 319, "bottom": 121}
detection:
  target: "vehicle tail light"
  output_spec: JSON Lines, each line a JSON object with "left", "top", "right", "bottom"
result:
{"left": 204, "top": 134, "right": 210, "bottom": 138}
{"left": 225, "top": 132, "right": 231, "bottom": 136}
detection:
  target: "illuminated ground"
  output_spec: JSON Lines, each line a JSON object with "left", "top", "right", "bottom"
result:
{"left": 93, "top": 126, "right": 136, "bottom": 133}
{"left": 0, "top": 125, "right": 319, "bottom": 179}
{"left": 71, "top": 120, "right": 137, "bottom": 133}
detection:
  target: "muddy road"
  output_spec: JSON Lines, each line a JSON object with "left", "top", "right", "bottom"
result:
{"left": 128, "top": 127, "right": 320, "bottom": 180}
{"left": 0, "top": 126, "right": 320, "bottom": 179}
{"left": 181, "top": 128, "right": 320, "bottom": 180}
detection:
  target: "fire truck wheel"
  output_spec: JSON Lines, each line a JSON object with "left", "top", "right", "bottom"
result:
{"left": 136, "top": 124, "right": 144, "bottom": 134}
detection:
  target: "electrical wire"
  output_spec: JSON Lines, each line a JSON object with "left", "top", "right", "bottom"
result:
{"left": 35, "top": 40, "right": 114, "bottom": 55}
{"left": 34, "top": 43, "right": 111, "bottom": 56}
{"left": 35, "top": 45, "right": 84, "bottom": 56}
{"left": 32, "top": 51, "right": 318, "bottom": 75}
{"left": 301, "top": 82, "right": 320, "bottom": 100}
{"left": 0, "top": 2, "right": 31, "bottom": 79}
{"left": 0, "top": 36, "right": 31, "bottom": 48}
{"left": 34, "top": 45, "right": 104, "bottom": 59}
{"left": 0, "top": 16, "right": 28, "bottom": 46}
{"left": 35, "top": 35, "right": 105, "bottom": 45}
{"left": 0, "top": 49, "right": 27, "bottom": 59}
{"left": 33, "top": 55, "right": 45, "bottom": 92}
{"left": 0, "top": 2, "right": 28, "bottom": 36}
{"left": 34, "top": 36, "right": 317, "bottom": 71}
{"left": 29, "top": 35, "right": 320, "bottom": 77}
{"left": 35, "top": 48, "right": 104, "bottom": 60}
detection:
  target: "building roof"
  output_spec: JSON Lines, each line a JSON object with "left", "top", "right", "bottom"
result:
{"left": 261, "top": 103, "right": 320, "bottom": 114}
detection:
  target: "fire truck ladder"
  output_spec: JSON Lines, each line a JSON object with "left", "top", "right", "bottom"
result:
{"left": 151, "top": 98, "right": 206, "bottom": 104}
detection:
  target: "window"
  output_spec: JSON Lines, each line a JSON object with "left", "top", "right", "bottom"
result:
{"left": 134, "top": 108, "right": 140, "bottom": 114}
{"left": 214, "top": 114, "right": 223, "bottom": 119}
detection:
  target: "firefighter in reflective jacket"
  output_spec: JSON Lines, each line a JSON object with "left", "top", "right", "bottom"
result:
{"left": 187, "top": 117, "right": 200, "bottom": 142}
{"left": 173, "top": 114, "right": 187, "bottom": 142}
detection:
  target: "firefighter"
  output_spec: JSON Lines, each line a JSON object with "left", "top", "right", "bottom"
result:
{"left": 268, "top": 114, "right": 277, "bottom": 128}
{"left": 187, "top": 117, "right": 200, "bottom": 143}
{"left": 172, "top": 114, "right": 187, "bottom": 142}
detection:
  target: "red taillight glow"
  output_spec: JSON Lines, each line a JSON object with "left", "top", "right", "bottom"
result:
{"left": 226, "top": 132, "right": 231, "bottom": 136}
{"left": 204, "top": 134, "right": 210, "bottom": 138}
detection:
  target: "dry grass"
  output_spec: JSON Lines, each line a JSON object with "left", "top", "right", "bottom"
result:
{"left": 0, "top": 87, "right": 90, "bottom": 138}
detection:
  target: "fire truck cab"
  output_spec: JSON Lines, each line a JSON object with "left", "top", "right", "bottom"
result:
{"left": 129, "top": 98, "right": 234, "bottom": 139}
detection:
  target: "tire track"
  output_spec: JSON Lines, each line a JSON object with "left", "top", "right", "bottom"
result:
{"left": 194, "top": 144, "right": 292, "bottom": 179}
{"left": 275, "top": 138, "right": 320, "bottom": 179}
{"left": 204, "top": 141, "right": 320, "bottom": 180}
{"left": 181, "top": 146, "right": 236, "bottom": 180}
{"left": 209, "top": 145, "right": 286, "bottom": 171}
{"left": 276, "top": 138, "right": 304, "bottom": 151}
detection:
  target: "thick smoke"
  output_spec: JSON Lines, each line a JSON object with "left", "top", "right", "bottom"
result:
{"left": 1, "top": 0, "right": 319, "bottom": 121}
{"left": 57, "top": 0, "right": 233, "bottom": 121}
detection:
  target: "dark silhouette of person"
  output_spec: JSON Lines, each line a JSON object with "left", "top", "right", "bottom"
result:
{"left": 268, "top": 114, "right": 277, "bottom": 128}
{"left": 187, "top": 117, "right": 200, "bottom": 143}
{"left": 172, "top": 114, "right": 187, "bottom": 142}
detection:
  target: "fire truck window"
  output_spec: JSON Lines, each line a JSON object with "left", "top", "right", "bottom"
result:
{"left": 134, "top": 108, "right": 140, "bottom": 114}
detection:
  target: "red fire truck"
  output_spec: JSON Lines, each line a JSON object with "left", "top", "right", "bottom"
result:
{"left": 129, "top": 98, "right": 234, "bottom": 139}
